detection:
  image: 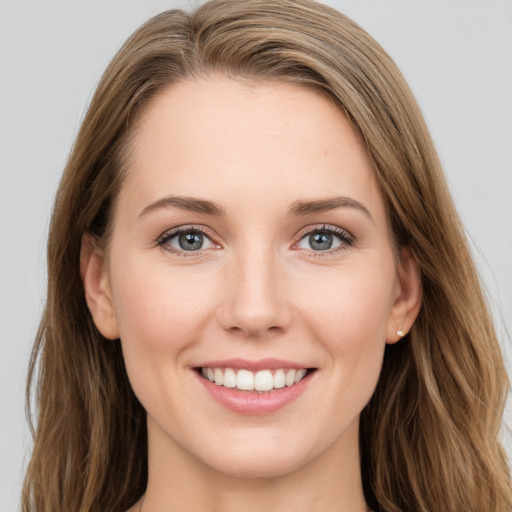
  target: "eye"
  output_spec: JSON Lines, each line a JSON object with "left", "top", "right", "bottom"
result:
{"left": 158, "top": 227, "right": 217, "bottom": 254}
{"left": 295, "top": 226, "right": 353, "bottom": 252}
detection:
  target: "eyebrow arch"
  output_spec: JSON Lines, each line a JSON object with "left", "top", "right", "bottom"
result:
{"left": 288, "top": 196, "right": 373, "bottom": 221}
{"left": 138, "top": 196, "right": 225, "bottom": 219}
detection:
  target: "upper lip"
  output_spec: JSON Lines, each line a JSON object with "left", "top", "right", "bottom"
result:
{"left": 195, "top": 358, "right": 314, "bottom": 371}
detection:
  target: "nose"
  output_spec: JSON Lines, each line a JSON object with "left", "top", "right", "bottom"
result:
{"left": 217, "top": 247, "right": 292, "bottom": 338}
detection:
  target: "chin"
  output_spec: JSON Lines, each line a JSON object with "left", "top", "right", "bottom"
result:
{"left": 191, "top": 433, "right": 319, "bottom": 480}
{"left": 204, "top": 451, "right": 306, "bottom": 480}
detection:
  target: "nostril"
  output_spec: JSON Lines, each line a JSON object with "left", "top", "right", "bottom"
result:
{"left": 216, "top": 283, "right": 292, "bottom": 337}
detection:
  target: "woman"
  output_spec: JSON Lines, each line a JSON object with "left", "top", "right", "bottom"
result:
{"left": 22, "top": 1, "right": 511, "bottom": 511}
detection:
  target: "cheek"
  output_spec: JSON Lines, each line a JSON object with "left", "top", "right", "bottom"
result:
{"left": 301, "top": 263, "right": 395, "bottom": 341}
{"left": 297, "top": 259, "right": 396, "bottom": 391}
{"left": 109, "top": 256, "right": 218, "bottom": 356}
{"left": 108, "top": 256, "right": 222, "bottom": 415}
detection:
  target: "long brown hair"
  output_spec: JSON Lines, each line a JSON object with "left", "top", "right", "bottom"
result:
{"left": 23, "top": 1, "right": 511, "bottom": 510}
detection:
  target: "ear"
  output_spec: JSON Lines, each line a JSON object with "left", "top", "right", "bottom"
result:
{"left": 80, "top": 234, "right": 120, "bottom": 340}
{"left": 386, "top": 246, "right": 422, "bottom": 344}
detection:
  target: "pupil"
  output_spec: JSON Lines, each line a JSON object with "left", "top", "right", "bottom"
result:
{"left": 310, "top": 232, "right": 332, "bottom": 250}
{"left": 179, "top": 232, "right": 203, "bottom": 251}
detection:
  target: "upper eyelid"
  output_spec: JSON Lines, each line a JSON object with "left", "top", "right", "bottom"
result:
{"left": 158, "top": 224, "right": 217, "bottom": 243}
{"left": 295, "top": 224, "right": 354, "bottom": 241}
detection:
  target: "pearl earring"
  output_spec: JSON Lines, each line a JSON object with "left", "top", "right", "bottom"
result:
{"left": 397, "top": 327, "right": 404, "bottom": 337}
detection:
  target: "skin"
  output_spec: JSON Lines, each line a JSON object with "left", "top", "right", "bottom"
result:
{"left": 82, "top": 77, "right": 422, "bottom": 512}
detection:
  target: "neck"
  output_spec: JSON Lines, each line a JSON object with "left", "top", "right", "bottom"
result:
{"left": 137, "top": 418, "right": 368, "bottom": 512}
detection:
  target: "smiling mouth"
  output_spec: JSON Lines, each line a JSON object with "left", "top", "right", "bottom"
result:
{"left": 196, "top": 367, "right": 316, "bottom": 392}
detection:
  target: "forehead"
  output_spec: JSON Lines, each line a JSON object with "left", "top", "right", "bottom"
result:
{"left": 119, "top": 76, "right": 385, "bottom": 224}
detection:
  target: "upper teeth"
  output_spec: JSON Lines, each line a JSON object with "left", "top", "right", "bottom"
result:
{"left": 201, "top": 367, "right": 308, "bottom": 391}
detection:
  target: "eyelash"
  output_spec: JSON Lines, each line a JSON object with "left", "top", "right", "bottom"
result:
{"left": 295, "top": 224, "right": 355, "bottom": 256}
{"left": 156, "top": 224, "right": 355, "bottom": 257}
{"left": 157, "top": 225, "right": 217, "bottom": 257}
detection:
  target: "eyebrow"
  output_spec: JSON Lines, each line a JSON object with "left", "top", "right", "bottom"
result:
{"left": 138, "top": 196, "right": 225, "bottom": 218}
{"left": 288, "top": 196, "right": 373, "bottom": 221}
{"left": 138, "top": 194, "right": 373, "bottom": 221}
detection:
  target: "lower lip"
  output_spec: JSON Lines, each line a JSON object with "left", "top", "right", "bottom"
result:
{"left": 196, "top": 371, "right": 315, "bottom": 415}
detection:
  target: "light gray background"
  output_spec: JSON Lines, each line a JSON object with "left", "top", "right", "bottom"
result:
{"left": 1, "top": 1, "right": 511, "bottom": 510}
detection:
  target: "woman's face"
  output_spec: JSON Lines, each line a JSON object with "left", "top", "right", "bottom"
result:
{"left": 84, "top": 77, "right": 420, "bottom": 478}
